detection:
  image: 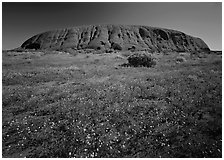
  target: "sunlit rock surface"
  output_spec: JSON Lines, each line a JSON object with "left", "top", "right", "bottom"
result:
{"left": 21, "top": 24, "right": 210, "bottom": 52}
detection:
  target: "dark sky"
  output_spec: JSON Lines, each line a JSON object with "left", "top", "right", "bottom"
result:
{"left": 2, "top": 2, "right": 222, "bottom": 50}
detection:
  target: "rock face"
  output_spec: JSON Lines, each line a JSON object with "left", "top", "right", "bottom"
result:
{"left": 21, "top": 24, "right": 210, "bottom": 52}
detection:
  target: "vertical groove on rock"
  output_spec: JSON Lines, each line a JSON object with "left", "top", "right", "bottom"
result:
{"left": 107, "top": 28, "right": 112, "bottom": 47}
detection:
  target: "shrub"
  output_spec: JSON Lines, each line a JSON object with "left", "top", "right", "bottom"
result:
{"left": 127, "top": 52, "right": 156, "bottom": 67}
{"left": 176, "top": 56, "right": 186, "bottom": 63}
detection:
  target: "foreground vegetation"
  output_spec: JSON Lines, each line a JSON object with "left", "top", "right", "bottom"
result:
{"left": 2, "top": 50, "right": 222, "bottom": 157}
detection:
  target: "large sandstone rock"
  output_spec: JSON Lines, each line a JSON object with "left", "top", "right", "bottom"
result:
{"left": 21, "top": 24, "right": 210, "bottom": 52}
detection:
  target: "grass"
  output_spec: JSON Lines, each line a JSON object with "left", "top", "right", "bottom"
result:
{"left": 2, "top": 50, "right": 222, "bottom": 158}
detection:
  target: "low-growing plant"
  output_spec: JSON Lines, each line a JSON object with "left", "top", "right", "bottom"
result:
{"left": 127, "top": 52, "right": 156, "bottom": 67}
{"left": 2, "top": 49, "right": 222, "bottom": 158}
{"left": 176, "top": 56, "right": 186, "bottom": 63}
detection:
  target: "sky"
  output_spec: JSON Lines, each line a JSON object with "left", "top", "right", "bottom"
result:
{"left": 2, "top": 2, "right": 222, "bottom": 50}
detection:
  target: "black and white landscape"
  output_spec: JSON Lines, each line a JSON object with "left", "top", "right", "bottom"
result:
{"left": 2, "top": 2, "right": 222, "bottom": 158}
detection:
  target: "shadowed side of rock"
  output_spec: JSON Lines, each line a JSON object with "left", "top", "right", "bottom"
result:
{"left": 21, "top": 24, "right": 210, "bottom": 52}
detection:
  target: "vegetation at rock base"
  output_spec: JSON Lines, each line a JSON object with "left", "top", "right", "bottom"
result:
{"left": 2, "top": 50, "right": 222, "bottom": 158}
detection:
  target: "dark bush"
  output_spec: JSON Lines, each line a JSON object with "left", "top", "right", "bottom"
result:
{"left": 176, "top": 56, "right": 186, "bottom": 63}
{"left": 127, "top": 52, "right": 156, "bottom": 67}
